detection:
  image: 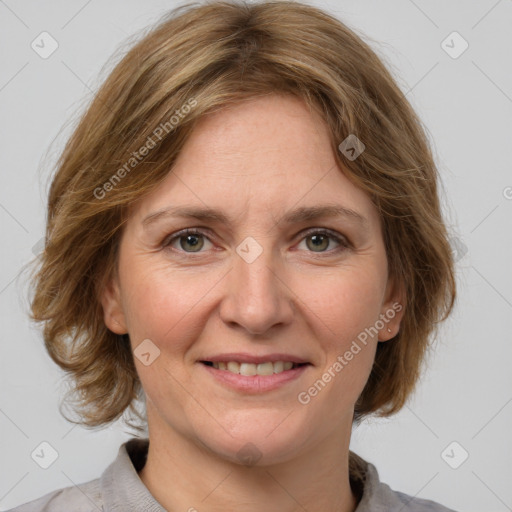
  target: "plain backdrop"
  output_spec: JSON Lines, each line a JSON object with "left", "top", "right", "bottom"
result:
{"left": 1, "top": 1, "right": 511, "bottom": 511}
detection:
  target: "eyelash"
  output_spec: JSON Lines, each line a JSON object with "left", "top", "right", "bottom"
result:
{"left": 161, "top": 227, "right": 351, "bottom": 256}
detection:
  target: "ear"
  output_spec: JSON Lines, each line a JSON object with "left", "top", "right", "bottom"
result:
{"left": 100, "top": 275, "right": 128, "bottom": 335}
{"left": 378, "top": 275, "right": 406, "bottom": 342}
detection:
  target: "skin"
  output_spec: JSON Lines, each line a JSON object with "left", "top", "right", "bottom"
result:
{"left": 101, "top": 93, "right": 404, "bottom": 512}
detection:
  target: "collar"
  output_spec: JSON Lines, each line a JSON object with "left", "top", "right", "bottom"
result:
{"left": 99, "top": 437, "right": 392, "bottom": 511}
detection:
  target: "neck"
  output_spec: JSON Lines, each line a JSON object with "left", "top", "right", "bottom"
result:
{"left": 139, "top": 409, "right": 359, "bottom": 512}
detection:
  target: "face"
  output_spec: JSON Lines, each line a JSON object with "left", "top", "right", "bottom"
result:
{"left": 102, "top": 94, "right": 403, "bottom": 466}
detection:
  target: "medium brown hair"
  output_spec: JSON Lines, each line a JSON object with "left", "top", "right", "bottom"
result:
{"left": 30, "top": 0, "right": 456, "bottom": 432}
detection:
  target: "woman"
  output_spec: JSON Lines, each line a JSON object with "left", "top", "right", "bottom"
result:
{"left": 10, "top": 1, "right": 457, "bottom": 510}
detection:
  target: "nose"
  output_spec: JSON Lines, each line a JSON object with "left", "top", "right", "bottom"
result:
{"left": 219, "top": 246, "right": 294, "bottom": 336}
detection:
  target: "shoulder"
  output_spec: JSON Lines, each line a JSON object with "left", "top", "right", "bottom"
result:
{"left": 350, "top": 451, "right": 458, "bottom": 512}
{"left": 6, "top": 478, "right": 102, "bottom": 512}
{"left": 381, "top": 487, "right": 458, "bottom": 511}
{"left": 6, "top": 437, "right": 154, "bottom": 512}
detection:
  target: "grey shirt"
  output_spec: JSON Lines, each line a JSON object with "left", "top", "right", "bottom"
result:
{"left": 8, "top": 438, "right": 457, "bottom": 511}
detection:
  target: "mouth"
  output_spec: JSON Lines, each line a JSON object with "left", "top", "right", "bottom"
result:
{"left": 200, "top": 360, "right": 310, "bottom": 376}
{"left": 198, "top": 354, "right": 312, "bottom": 393}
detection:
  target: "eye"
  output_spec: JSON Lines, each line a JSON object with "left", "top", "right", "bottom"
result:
{"left": 162, "top": 227, "right": 350, "bottom": 256}
{"left": 296, "top": 229, "right": 350, "bottom": 254}
{"left": 162, "top": 228, "right": 214, "bottom": 253}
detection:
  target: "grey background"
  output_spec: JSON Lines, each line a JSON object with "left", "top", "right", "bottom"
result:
{"left": 1, "top": 0, "right": 511, "bottom": 510}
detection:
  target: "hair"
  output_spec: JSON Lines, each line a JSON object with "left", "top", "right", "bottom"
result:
{"left": 30, "top": 0, "right": 456, "bottom": 435}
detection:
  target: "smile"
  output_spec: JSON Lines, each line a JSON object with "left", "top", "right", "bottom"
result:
{"left": 202, "top": 361, "right": 306, "bottom": 376}
{"left": 199, "top": 359, "right": 311, "bottom": 393}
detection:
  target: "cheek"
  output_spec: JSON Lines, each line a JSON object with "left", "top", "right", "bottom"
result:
{"left": 119, "top": 259, "right": 220, "bottom": 349}
{"left": 293, "top": 263, "right": 386, "bottom": 346}
{"left": 292, "top": 264, "right": 385, "bottom": 406}
{"left": 119, "top": 263, "right": 214, "bottom": 408}
{"left": 293, "top": 269, "right": 382, "bottom": 423}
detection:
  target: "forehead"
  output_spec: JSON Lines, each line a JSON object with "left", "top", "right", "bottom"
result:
{"left": 130, "top": 94, "right": 380, "bottom": 229}
{"left": 177, "top": 94, "right": 334, "bottom": 177}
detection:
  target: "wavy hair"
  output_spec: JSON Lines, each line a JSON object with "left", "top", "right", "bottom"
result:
{"left": 30, "top": 0, "right": 456, "bottom": 433}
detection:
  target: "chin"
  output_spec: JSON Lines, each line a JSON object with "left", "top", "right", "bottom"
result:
{"left": 192, "top": 412, "right": 313, "bottom": 467}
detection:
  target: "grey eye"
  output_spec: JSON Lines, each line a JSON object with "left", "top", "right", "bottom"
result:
{"left": 178, "top": 233, "right": 205, "bottom": 252}
{"left": 305, "top": 233, "right": 331, "bottom": 252}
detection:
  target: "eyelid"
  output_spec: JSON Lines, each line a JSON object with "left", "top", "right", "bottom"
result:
{"left": 297, "top": 227, "right": 350, "bottom": 248}
{"left": 162, "top": 226, "right": 351, "bottom": 254}
{"left": 161, "top": 227, "right": 216, "bottom": 251}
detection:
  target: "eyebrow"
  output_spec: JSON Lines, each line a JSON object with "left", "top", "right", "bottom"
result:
{"left": 142, "top": 204, "right": 368, "bottom": 229}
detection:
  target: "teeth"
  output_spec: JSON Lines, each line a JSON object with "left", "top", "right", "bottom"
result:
{"left": 256, "top": 362, "right": 274, "bottom": 376}
{"left": 210, "top": 361, "right": 301, "bottom": 375}
{"left": 227, "top": 361, "right": 240, "bottom": 373}
{"left": 240, "top": 363, "right": 257, "bottom": 376}
{"left": 273, "top": 361, "right": 284, "bottom": 373}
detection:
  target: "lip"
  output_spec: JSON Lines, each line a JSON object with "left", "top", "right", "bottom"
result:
{"left": 199, "top": 352, "right": 310, "bottom": 364}
{"left": 199, "top": 361, "right": 310, "bottom": 393}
